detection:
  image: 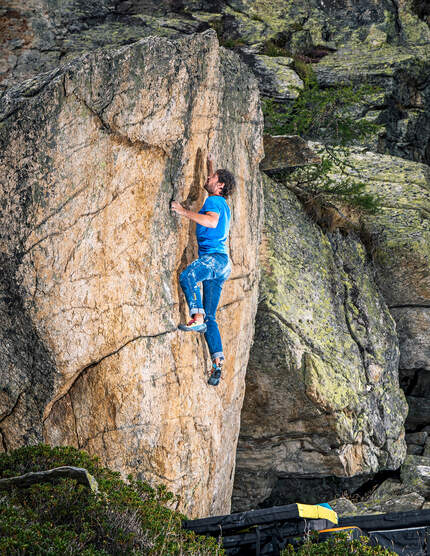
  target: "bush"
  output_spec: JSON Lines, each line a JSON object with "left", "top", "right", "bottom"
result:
{"left": 261, "top": 40, "right": 292, "bottom": 57}
{"left": 262, "top": 67, "right": 382, "bottom": 223}
{"left": 282, "top": 531, "right": 397, "bottom": 555}
{"left": 262, "top": 71, "right": 378, "bottom": 146}
{"left": 0, "top": 445, "right": 223, "bottom": 555}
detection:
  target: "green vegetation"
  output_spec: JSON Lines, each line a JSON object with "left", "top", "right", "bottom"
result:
{"left": 262, "top": 72, "right": 378, "bottom": 148}
{"left": 291, "top": 57, "right": 315, "bottom": 82}
{"left": 219, "top": 37, "right": 247, "bottom": 48}
{"left": 261, "top": 40, "right": 291, "bottom": 57}
{"left": 0, "top": 445, "right": 223, "bottom": 555}
{"left": 282, "top": 531, "right": 397, "bottom": 555}
{"left": 262, "top": 67, "right": 383, "bottom": 225}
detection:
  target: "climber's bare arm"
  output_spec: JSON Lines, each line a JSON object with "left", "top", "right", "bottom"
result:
{"left": 171, "top": 202, "right": 219, "bottom": 228}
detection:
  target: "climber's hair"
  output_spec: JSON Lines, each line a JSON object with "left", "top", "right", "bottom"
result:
{"left": 216, "top": 169, "right": 236, "bottom": 199}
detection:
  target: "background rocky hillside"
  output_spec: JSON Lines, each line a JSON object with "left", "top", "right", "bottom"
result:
{"left": 1, "top": 0, "right": 430, "bottom": 518}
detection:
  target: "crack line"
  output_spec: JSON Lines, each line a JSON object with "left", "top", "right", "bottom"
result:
{"left": 0, "top": 429, "right": 7, "bottom": 452}
{"left": 42, "top": 327, "right": 176, "bottom": 424}
{"left": 0, "top": 391, "right": 24, "bottom": 424}
{"left": 342, "top": 284, "right": 368, "bottom": 374}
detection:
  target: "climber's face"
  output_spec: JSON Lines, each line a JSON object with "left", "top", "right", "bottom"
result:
{"left": 205, "top": 172, "right": 224, "bottom": 195}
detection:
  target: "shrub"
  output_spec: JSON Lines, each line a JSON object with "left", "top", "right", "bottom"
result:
{"left": 0, "top": 445, "right": 223, "bottom": 555}
{"left": 262, "top": 70, "right": 378, "bottom": 146}
{"left": 262, "top": 67, "right": 382, "bottom": 225}
{"left": 282, "top": 531, "right": 397, "bottom": 555}
{"left": 261, "top": 40, "right": 292, "bottom": 57}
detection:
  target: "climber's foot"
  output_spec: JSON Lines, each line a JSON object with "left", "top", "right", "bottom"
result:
{"left": 178, "top": 317, "right": 207, "bottom": 333}
{"left": 208, "top": 360, "right": 223, "bottom": 386}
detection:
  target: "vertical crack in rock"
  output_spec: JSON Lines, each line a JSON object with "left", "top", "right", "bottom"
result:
{"left": 175, "top": 146, "right": 207, "bottom": 325}
{"left": 0, "top": 391, "right": 24, "bottom": 424}
{"left": 329, "top": 235, "right": 379, "bottom": 383}
{"left": 0, "top": 429, "right": 7, "bottom": 452}
{"left": 0, "top": 391, "right": 25, "bottom": 452}
{"left": 342, "top": 282, "right": 368, "bottom": 374}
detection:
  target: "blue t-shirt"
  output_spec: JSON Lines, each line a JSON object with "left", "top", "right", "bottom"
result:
{"left": 196, "top": 195, "right": 231, "bottom": 256}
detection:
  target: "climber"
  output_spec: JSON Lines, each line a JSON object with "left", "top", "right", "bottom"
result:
{"left": 171, "top": 154, "right": 235, "bottom": 386}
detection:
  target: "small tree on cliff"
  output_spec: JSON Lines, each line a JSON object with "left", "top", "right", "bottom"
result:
{"left": 262, "top": 68, "right": 382, "bottom": 231}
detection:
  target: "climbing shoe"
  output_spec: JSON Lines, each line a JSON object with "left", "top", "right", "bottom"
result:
{"left": 208, "top": 361, "right": 223, "bottom": 386}
{"left": 178, "top": 317, "right": 207, "bottom": 333}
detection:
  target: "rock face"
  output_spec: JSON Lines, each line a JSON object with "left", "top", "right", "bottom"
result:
{"left": 236, "top": 51, "right": 304, "bottom": 102}
{"left": 227, "top": 0, "right": 430, "bottom": 509}
{"left": 331, "top": 456, "right": 430, "bottom": 517}
{"left": 233, "top": 144, "right": 430, "bottom": 511}
{"left": 0, "top": 30, "right": 264, "bottom": 517}
{"left": 343, "top": 150, "right": 430, "bottom": 451}
{"left": 0, "top": 0, "right": 204, "bottom": 91}
{"left": 232, "top": 172, "right": 408, "bottom": 511}
{"left": 314, "top": 36, "right": 430, "bottom": 165}
{"left": 330, "top": 486, "right": 426, "bottom": 516}
{"left": 260, "top": 135, "right": 321, "bottom": 171}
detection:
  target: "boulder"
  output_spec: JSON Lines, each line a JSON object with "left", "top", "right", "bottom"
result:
{"left": 406, "top": 432, "right": 428, "bottom": 446}
{"left": 342, "top": 149, "right": 430, "bottom": 436}
{"left": 352, "top": 491, "right": 424, "bottom": 515}
{"left": 406, "top": 397, "right": 430, "bottom": 429}
{"left": 318, "top": 147, "right": 430, "bottom": 304}
{"left": 0, "top": 30, "right": 264, "bottom": 518}
{"left": 423, "top": 438, "right": 430, "bottom": 458}
{"left": 260, "top": 135, "right": 321, "bottom": 171}
{"left": 391, "top": 308, "right": 430, "bottom": 371}
{"left": 401, "top": 455, "right": 430, "bottom": 498}
{"left": 330, "top": 479, "right": 426, "bottom": 516}
{"left": 406, "top": 432, "right": 428, "bottom": 455}
{"left": 400, "top": 371, "right": 430, "bottom": 431}
{"left": 0, "top": 466, "right": 99, "bottom": 492}
{"left": 310, "top": 146, "right": 430, "bottom": 437}
{"left": 237, "top": 51, "right": 303, "bottom": 102}
{"left": 328, "top": 497, "right": 358, "bottom": 516}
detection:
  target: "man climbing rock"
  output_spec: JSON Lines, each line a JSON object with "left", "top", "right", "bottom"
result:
{"left": 171, "top": 154, "right": 235, "bottom": 386}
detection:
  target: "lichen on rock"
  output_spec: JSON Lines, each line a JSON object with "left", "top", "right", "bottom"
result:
{"left": 232, "top": 172, "right": 408, "bottom": 511}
